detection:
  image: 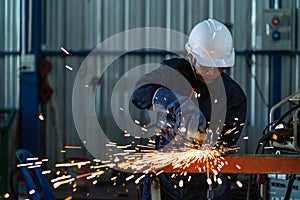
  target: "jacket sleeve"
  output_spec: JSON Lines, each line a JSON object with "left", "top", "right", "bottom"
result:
{"left": 132, "top": 83, "right": 162, "bottom": 109}
{"left": 132, "top": 61, "right": 195, "bottom": 110}
{"left": 131, "top": 64, "right": 169, "bottom": 109}
{"left": 221, "top": 87, "right": 247, "bottom": 147}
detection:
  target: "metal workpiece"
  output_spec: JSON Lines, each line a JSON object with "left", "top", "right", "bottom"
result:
{"left": 162, "top": 154, "right": 300, "bottom": 174}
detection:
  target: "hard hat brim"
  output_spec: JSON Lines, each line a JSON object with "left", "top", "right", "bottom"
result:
{"left": 185, "top": 43, "right": 235, "bottom": 68}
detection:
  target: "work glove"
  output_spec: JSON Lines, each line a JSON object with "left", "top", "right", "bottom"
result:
{"left": 152, "top": 87, "right": 206, "bottom": 143}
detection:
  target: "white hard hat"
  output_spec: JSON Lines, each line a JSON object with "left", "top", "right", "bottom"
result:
{"left": 185, "top": 19, "right": 235, "bottom": 68}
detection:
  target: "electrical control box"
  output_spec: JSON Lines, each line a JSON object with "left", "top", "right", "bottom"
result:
{"left": 262, "top": 9, "right": 294, "bottom": 50}
{"left": 267, "top": 174, "right": 300, "bottom": 200}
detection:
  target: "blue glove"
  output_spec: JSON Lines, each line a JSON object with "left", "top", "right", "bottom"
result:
{"left": 152, "top": 87, "right": 206, "bottom": 142}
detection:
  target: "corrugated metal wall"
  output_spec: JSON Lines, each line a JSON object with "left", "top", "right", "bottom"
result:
{"left": 1, "top": 0, "right": 300, "bottom": 165}
{"left": 0, "top": 0, "right": 20, "bottom": 108}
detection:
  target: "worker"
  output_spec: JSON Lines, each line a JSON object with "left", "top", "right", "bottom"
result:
{"left": 132, "top": 19, "right": 247, "bottom": 200}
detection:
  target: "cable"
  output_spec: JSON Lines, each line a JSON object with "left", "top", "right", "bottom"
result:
{"left": 246, "top": 103, "right": 300, "bottom": 200}
{"left": 284, "top": 174, "right": 296, "bottom": 200}
{"left": 272, "top": 103, "right": 300, "bottom": 129}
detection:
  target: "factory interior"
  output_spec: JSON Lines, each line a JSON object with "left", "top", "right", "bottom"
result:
{"left": 1, "top": 0, "right": 300, "bottom": 199}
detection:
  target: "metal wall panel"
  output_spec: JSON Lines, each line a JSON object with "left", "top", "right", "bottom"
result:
{"left": 2, "top": 0, "right": 300, "bottom": 163}
{"left": 0, "top": 0, "right": 20, "bottom": 108}
{"left": 41, "top": 0, "right": 300, "bottom": 161}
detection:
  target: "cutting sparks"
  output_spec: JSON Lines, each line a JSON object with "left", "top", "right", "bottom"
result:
{"left": 236, "top": 180, "right": 243, "bottom": 188}
{"left": 115, "top": 144, "right": 227, "bottom": 177}
{"left": 60, "top": 46, "right": 70, "bottom": 54}
{"left": 65, "top": 65, "right": 73, "bottom": 71}
{"left": 15, "top": 128, "right": 245, "bottom": 197}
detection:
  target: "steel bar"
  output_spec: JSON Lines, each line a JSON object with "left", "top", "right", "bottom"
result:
{"left": 163, "top": 154, "right": 300, "bottom": 174}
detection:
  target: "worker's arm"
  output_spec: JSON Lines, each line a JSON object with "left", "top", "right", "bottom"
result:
{"left": 221, "top": 87, "right": 247, "bottom": 147}
{"left": 132, "top": 62, "right": 195, "bottom": 109}
{"left": 132, "top": 69, "right": 206, "bottom": 142}
{"left": 133, "top": 85, "right": 207, "bottom": 142}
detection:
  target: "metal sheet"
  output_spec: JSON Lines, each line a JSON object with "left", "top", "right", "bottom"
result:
{"left": 162, "top": 154, "right": 300, "bottom": 174}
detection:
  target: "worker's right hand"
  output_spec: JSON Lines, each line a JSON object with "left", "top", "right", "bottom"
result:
{"left": 152, "top": 87, "right": 206, "bottom": 141}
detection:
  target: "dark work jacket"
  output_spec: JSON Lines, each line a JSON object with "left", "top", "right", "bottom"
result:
{"left": 132, "top": 57, "right": 247, "bottom": 147}
{"left": 132, "top": 57, "right": 247, "bottom": 200}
